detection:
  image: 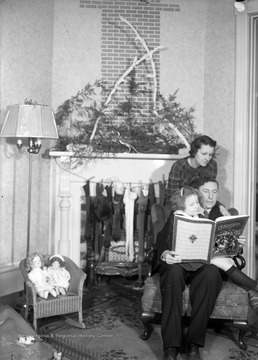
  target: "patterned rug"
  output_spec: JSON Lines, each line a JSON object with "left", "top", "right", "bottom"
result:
{"left": 38, "top": 281, "right": 258, "bottom": 360}
{"left": 38, "top": 283, "right": 162, "bottom": 359}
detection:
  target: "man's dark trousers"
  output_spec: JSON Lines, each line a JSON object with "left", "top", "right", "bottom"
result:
{"left": 159, "top": 263, "right": 222, "bottom": 350}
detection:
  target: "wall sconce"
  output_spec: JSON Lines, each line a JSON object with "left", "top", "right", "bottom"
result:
{"left": 0, "top": 104, "right": 58, "bottom": 257}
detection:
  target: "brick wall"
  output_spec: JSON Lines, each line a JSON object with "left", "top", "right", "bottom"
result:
{"left": 80, "top": 0, "right": 180, "bottom": 114}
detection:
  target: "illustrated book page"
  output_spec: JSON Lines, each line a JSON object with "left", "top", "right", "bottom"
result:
{"left": 211, "top": 214, "right": 249, "bottom": 258}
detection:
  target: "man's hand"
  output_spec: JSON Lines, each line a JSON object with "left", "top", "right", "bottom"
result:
{"left": 162, "top": 250, "right": 182, "bottom": 264}
{"left": 238, "top": 235, "right": 246, "bottom": 247}
{"left": 219, "top": 204, "right": 231, "bottom": 216}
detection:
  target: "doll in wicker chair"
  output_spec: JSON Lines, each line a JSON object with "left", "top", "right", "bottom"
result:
{"left": 26, "top": 252, "right": 57, "bottom": 299}
{"left": 46, "top": 254, "right": 71, "bottom": 296}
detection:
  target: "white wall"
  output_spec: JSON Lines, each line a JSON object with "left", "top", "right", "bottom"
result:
{"left": 0, "top": 0, "right": 239, "bottom": 295}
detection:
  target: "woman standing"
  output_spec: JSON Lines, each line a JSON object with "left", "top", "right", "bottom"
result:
{"left": 167, "top": 135, "right": 217, "bottom": 198}
{"left": 166, "top": 135, "right": 229, "bottom": 216}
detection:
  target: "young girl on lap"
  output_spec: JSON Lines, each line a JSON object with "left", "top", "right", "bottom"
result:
{"left": 158, "top": 186, "right": 258, "bottom": 299}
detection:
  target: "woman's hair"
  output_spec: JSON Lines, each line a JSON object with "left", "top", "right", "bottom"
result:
{"left": 49, "top": 256, "right": 65, "bottom": 267}
{"left": 170, "top": 186, "right": 200, "bottom": 212}
{"left": 189, "top": 135, "right": 217, "bottom": 158}
{"left": 25, "top": 251, "right": 44, "bottom": 272}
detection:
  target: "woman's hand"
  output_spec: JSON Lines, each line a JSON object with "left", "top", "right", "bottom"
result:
{"left": 162, "top": 250, "right": 182, "bottom": 264}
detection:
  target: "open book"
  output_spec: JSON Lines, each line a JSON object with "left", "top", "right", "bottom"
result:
{"left": 172, "top": 214, "right": 249, "bottom": 263}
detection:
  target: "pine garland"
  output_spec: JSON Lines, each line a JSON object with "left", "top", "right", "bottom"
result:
{"left": 54, "top": 17, "right": 197, "bottom": 156}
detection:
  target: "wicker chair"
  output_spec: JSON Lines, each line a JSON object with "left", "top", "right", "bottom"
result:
{"left": 19, "top": 255, "right": 86, "bottom": 332}
{"left": 140, "top": 205, "right": 250, "bottom": 350}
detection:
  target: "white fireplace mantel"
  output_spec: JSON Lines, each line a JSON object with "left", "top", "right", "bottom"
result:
{"left": 49, "top": 151, "right": 185, "bottom": 266}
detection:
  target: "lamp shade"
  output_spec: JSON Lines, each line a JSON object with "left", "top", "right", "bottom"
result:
{"left": 0, "top": 104, "right": 58, "bottom": 139}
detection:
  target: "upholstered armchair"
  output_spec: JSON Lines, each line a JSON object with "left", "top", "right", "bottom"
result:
{"left": 140, "top": 205, "right": 250, "bottom": 350}
{"left": 19, "top": 255, "right": 86, "bottom": 332}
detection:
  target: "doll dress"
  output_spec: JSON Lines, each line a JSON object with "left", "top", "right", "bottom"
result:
{"left": 47, "top": 267, "right": 70, "bottom": 290}
{"left": 28, "top": 268, "right": 54, "bottom": 293}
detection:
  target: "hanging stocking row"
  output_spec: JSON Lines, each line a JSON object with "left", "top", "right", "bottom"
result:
{"left": 82, "top": 177, "right": 168, "bottom": 268}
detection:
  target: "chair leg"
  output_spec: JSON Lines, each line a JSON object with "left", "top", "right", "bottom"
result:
{"left": 78, "top": 309, "right": 86, "bottom": 329}
{"left": 25, "top": 299, "right": 29, "bottom": 320}
{"left": 141, "top": 311, "right": 155, "bottom": 340}
{"left": 33, "top": 315, "right": 37, "bottom": 332}
{"left": 233, "top": 320, "right": 249, "bottom": 350}
{"left": 64, "top": 311, "right": 85, "bottom": 329}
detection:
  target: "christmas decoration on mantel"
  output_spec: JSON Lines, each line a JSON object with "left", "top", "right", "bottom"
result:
{"left": 54, "top": 16, "right": 197, "bottom": 160}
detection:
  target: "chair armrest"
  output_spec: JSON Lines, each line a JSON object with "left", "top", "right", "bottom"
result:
{"left": 233, "top": 253, "right": 246, "bottom": 270}
{"left": 228, "top": 208, "right": 239, "bottom": 216}
{"left": 19, "top": 259, "right": 39, "bottom": 304}
{"left": 146, "top": 248, "right": 156, "bottom": 264}
{"left": 69, "top": 270, "right": 87, "bottom": 295}
{"left": 227, "top": 208, "right": 246, "bottom": 270}
{"left": 25, "top": 280, "right": 38, "bottom": 304}
{"left": 64, "top": 257, "right": 87, "bottom": 295}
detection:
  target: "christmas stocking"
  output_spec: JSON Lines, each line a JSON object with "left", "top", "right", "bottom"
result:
{"left": 112, "top": 181, "right": 124, "bottom": 241}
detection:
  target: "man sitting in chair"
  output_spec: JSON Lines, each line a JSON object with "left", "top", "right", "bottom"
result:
{"left": 191, "top": 176, "right": 258, "bottom": 308}
{"left": 154, "top": 186, "right": 223, "bottom": 360}
{"left": 154, "top": 178, "right": 257, "bottom": 360}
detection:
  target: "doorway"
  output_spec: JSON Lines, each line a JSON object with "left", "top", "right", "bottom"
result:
{"left": 234, "top": 3, "right": 258, "bottom": 278}
{"left": 255, "top": 16, "right": 258, "bottom": 279}
{"left": 251, "top": 15, "right": 258, "bottom": 280}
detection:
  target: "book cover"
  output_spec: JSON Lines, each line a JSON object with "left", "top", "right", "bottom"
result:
{"left": 172, "top": 214, "right": 249, "bottom": 263}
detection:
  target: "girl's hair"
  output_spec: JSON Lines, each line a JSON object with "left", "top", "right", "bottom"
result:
{"left": 170, "top": 186, "right": 200, "bottom": 212}
{"left": 25, "top": 251, "right": 44, "bottom": 272}
{"left": 189, "top": 135, "right": 217, "bottom": 158}
{"left": 49, "top": 256, "right": 65, "bottom": 267}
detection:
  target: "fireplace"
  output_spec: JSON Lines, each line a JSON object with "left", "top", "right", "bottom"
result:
{"left": 49, "top": 151, "right": 183, "bottom": 267}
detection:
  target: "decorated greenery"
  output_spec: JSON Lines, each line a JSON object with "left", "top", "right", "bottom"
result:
{"left": 54, "top": 16, "right": 197, "bottom": 156}
{"left": 54, "top": 81, "right": 196, "bottom": 155}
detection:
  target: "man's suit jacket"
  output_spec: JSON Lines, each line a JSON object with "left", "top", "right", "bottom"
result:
{"left": 206, "top": 201, "right": 223, "bottom": 221}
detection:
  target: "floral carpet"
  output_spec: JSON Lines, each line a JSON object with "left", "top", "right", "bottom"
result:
{"left": 38, "top": 280, "right": 258, "bottom": 360}
{"left": 38, "top": 283, "right": 163, "bottom": 359}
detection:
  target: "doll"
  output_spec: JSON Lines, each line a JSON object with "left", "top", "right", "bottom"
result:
{"left": 53, "top": 352, "right": 62, "bottom": 360}
{"left": 26, "top": 252, "right": 57, "bottom": 299}
{"left": 46, "top": 254, "right": 70, "bottom": 296}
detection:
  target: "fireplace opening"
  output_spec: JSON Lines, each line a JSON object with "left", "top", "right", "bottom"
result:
{"left": 80, "top": 193, "right": 154, "bottom": 283}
